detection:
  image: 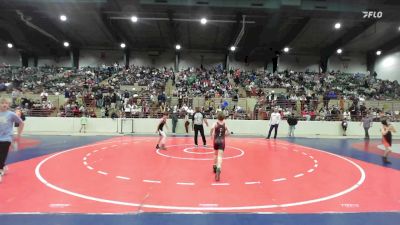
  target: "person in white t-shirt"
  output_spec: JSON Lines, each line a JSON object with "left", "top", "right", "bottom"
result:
{"left": 40, "top": 90, "right": 48, "bottom": 102}
{"left": 266, "top": 108, "right": 281, "bottom": 139}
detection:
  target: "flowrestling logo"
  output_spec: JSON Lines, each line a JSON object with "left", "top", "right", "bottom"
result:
{"left": 362, "top": 11, "right": 383, "bottom": 19}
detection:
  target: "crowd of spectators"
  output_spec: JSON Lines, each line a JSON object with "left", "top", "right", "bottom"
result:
{"left": 1, "top": 63, "right": 399, "bottom": 122}
{"left": 235, "top": 69, "right": 400, "bottom": 100}
{"left": 173, "top": 67, "right": 237, "bottom": 98}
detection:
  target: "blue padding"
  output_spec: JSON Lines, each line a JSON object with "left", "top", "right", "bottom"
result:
{"left": 0, "top": 212, "right": 399, "bottom": 225}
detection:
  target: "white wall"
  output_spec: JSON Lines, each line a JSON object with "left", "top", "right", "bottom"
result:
{"left": 374, "top": 48, "right": 400, "bottom": 82}
{"left": 329, "top": 54, "right": 367, "bottom": 74}
{"left": 279, "top": 55, "right": 320, "bottom": 72}
{"left": 0, "top": 48, "right": 20, "bottom": 66}
{"left": 22, "top": 117, "right": 398, "bottom": 138}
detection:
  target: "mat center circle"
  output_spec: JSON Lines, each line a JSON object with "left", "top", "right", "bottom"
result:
{"left": 183, "top": 147, "right": 214, "bottom": 154}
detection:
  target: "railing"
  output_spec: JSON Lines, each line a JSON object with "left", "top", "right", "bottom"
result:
{"left": 27, "top": 108, "right": 56, "bottom": 117}
{"left": 5, "top": 93, "right": 400, "bottom": 121}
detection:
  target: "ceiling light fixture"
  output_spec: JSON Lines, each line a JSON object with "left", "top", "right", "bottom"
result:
{"left": 283, "top": 47, "right": 290, "bottom": 53}
{"left": 60, "top": 15, "right": 67, "bottom": 22}
{"left": 131, "top": 16, "right": 138, "bottom": 23}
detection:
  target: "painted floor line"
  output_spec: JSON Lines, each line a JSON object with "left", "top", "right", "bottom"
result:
{"left": 211, "top": 183, "right": 230, "bottom": 186}
{"left": 273, "top": 178, "right": 287, "bottom": 182}
{"left": 245, "top": 181, "right": 261, "bottom": 185}
{"left": 294, "top": 173, "right": 304, "bottom": 178}
{"left": 97, "top": 171, "right": 108, "bottom": 175}
{"left": 143, "top": 179, "right": 161, "bottom": 184}
{"left": 176, "top": 182, "right": 195, "bottom": 186}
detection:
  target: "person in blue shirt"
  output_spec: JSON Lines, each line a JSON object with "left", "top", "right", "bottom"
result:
{"left": 0, "top": 97, "right": 24, "bottom": 182}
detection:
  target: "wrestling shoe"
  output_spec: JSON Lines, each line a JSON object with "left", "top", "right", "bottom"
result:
{"left": 215, "top": 168, "right": 221, "bottom": 181}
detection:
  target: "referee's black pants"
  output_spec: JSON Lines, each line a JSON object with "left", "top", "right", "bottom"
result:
{"left": 194, "top": 125, "right": 206, "bottom": 146}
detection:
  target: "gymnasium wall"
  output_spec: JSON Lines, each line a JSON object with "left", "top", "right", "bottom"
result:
{"left": 0, "top": 48, "right": 20, "bottom": 66}
{"left": 279, "top": 55, "right": 320, "bottom": 72}
{"left": 130, "top": 51, "right": 175, "bottom": 69}
{"left": 329, "top": 54, "right": 367, "bottom": 74}
{"left": 79, "top": 49, "right": 124, "bottom": 67}
{"left": 229, "top": 58, "right": 266, "bottom": 71}
{"left": 22, "top": 117, "right": 399, "bottom": 138}
{"left": 38, "top": 56, "right": 71, "bottom": 67}
{"left": 374, "top": 47, "right": 400, "bottom": 82}
{"left": 179, "top": 52, "right": 225, "bottom": 70}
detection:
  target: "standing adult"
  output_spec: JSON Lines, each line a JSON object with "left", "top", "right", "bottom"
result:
{"left": 360, "top": 113, "right": 373, "bottom": 139}
{"left": 266, "top": 108, "right": 281, "bottom": 139}
{"left": 171, "top": 110, "right": 178, "bottom": 134}
{"left": 192, "top": 107, "right": 208, "bottom": 147}
{"left": 0, "top": 98, "right": 24, "bottom": 182}
{"left": 287, "top": 113, "right": 298, "bottom": 137}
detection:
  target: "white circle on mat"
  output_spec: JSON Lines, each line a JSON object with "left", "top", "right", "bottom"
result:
{"left": 156, "top": 144, "right": 244, "bottom": 160}
{"left": 35, "top": 139, "right": 366, "bottom": 211}
{"left": 183, "top": 147, "right": 214, "bottom": 154}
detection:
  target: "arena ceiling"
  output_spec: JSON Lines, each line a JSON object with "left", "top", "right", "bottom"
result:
{"left": 0, "top": 0, "right": 400, "bottom": 62}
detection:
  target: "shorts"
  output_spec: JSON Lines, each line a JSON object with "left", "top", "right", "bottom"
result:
{"left": 213, "top": 138, "right": 225, "bottom": 151}
{"left": 382, "top": 138, "right": 392, "bottom": 147}
{"left": 158, "top": 130, "right": 166, "bottom": 138}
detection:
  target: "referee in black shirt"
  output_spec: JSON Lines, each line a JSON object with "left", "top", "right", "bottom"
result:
{"left": 192, "top": 107, "right": 208, "bottom": 147}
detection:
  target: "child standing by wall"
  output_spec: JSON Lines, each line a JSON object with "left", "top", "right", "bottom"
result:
{"left": 80, "top": 114, "right": 88, "bottom": 133}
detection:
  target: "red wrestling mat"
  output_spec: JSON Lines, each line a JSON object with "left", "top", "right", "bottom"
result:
{"left": 0, "top": 137, "right": 399, "bottom": 213}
